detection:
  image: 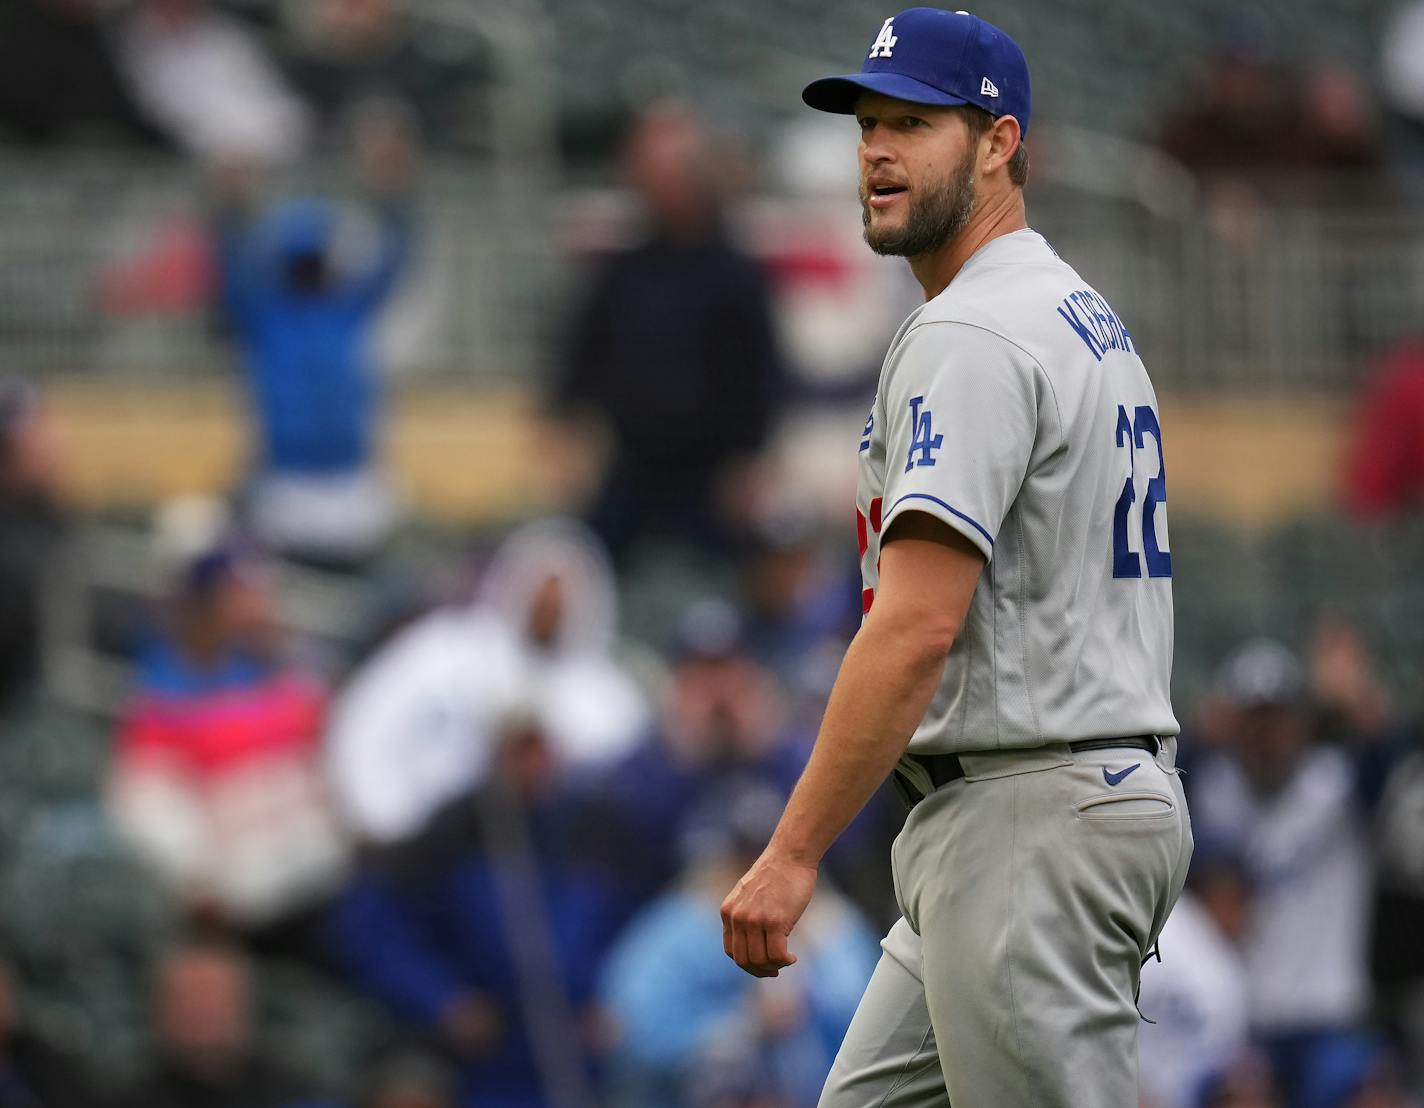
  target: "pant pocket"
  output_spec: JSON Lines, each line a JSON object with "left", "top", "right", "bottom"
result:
{"left": 1073, "top": 790, "right": 1176, "bottom": 821}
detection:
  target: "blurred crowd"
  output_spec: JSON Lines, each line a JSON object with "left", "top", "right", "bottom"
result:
{"left": 0, "top": 3, "right": 1423, "bottom": 1108}
{"left": 0, "top": 0, "right": 488, "bottom": 164}
{"left": 6, "top": 370, "right": 1424, "bottom": 1108}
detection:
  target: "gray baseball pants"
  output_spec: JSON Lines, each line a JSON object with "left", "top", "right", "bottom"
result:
{"left": 819, "top": 738, "right": 1192, "bottom": 1108}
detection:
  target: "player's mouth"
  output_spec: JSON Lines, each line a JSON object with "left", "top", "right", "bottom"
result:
{"left": 865, "top": 181, "right": 909, "bottom": 210}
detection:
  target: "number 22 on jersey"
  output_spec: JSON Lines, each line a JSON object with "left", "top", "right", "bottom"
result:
{"left": 1112, "top": 403, "right": 1171, "bottom": 579}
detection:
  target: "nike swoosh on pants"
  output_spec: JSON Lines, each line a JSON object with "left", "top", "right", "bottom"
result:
{"left": 1102, "top": 763, "right": 1141, "bottom": 786}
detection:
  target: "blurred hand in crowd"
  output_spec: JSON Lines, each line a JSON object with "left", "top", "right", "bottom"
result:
{"left": 353, "top": 105, "right": 419, "bottom": 198}
{"left": 438, "top": 991, "right": 504, "bottom": 1060}
{"left": 1310, "top": 618, "right": 1390, "bottom": 736}
{"left": 492, "top": 718, "right": 561, "bottom": 805}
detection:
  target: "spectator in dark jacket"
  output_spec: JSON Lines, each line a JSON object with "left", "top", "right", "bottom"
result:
{"left": 328, "top": 716, "right": 619, "bottom": 1108}
{"left": 0, "top": 957, "right": 101, "bottom": 1108}
{"left": 212, "top": 133, "right": 414, "bottom": 567}
{"left": 114, "top": 939, "right": 314, "bottom": 1108}
{"left": 554, "top": 102, "right": 786, "bottom": 566}
{"left": 0, "top": 379, "right": 67, "bottom": 715}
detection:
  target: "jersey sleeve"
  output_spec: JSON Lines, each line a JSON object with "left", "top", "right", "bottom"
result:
{"left": 879, "top": 321, "right": 1044, "bottom": 562}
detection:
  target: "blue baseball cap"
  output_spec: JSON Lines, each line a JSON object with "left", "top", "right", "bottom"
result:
{"left": 802, "top": 8, "right": 1031, "bottom": 137}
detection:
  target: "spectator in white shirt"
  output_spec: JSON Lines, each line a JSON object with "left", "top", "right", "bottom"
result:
{"left": 1188, "top": 638, "right": 1386, "bottom": 1108}
{"left": 116, "top": 0, "right": 311, "bottom": 166}
{"left": 327, "top": 517, "right": 650, "bottom": 846}
{"left": 1138, "top": 850, "right": 1253, "bottom": 1108}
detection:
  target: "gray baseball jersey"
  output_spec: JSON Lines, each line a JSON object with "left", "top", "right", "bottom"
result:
{"left": 855, "top": 227, "right": 1178, "bottom": 753}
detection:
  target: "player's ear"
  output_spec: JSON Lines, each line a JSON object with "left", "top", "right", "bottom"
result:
{"left": 984, "top": 115, "right": 1021, "bottom": 177}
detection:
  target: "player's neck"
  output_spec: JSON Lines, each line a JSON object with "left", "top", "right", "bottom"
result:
{"left": 909, "top": 190, "right": 1028, "bottom": 302}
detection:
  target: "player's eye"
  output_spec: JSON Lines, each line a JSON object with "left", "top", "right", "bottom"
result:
{"left": 901, "top": 116, "right": 926, "bottom": 129}
{"left": 857, "top": 117, "right": 875, "bottom": 132}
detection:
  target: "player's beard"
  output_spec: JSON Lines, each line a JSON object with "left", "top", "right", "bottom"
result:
{"left": 861, "top": 147, "right": 977, "bottom": 258}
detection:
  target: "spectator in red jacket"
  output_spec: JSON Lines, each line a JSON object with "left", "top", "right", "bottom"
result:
{"left": 1342, "top": 341, "right": 1424, "bottom": 518}
{"left": 107, "top": 535, "right": 349, "bottom": 958}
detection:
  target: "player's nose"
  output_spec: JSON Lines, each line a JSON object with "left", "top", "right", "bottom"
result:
{"left": 858, "top": 130, "right": 898, "bottom": 168}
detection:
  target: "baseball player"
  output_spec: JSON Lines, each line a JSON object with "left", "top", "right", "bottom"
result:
{"left": 719, "top": 9, "right": 1194, "bottom": 1107}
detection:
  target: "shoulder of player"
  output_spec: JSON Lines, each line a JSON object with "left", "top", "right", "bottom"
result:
{"left": 905, "top": 257, "right": 1134, "bottom": 371}
{"left": 892, "top": 316, "right": 1045, "bottom": 377}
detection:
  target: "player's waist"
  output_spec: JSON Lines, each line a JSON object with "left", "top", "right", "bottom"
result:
{"left": 892, "top": 735, "right": 1167, "bottom": 810}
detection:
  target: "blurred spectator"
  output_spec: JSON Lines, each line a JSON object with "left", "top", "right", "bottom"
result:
{"left": 328, "top": 717, "right": 616, "bottom": 1108}
{"left": 1157, "top": 12, "right": 1293, "bottom": 171}
{"left": 327, "top": 517, "right": 649, "bottom": 847}
{"left": 1369, "top": 722, "right": 1424, "bottom": 1079}
{"left": 1156, "top": 13, "right": 1383, "bottom": 245}
{"left": 279, "top": 0, "right": 488, "bottom": 153}
{"left": 1342, "top": 339, "right": 1424, "bottom": 519}
{"left": 1158, "top": 15, "right": 1380, "bottom": 181}
{"left": 1187, "top": 637, "right": 1399, "bottom": 1108}
{"left": 114, "top": 938, "right": 315, "bottom": 1108}
{"left": 553, "top": 102, "right": 786, "bottom": 566}
{"left": 586, "top": 599, "right": 809, "bottom": 907}
{"left": 115, "top": 0, "right": 311, "bottom": 166}
{"left": 0, "top": 0, "right": 164, "bottom": 148}
{"left": 597, "top": 782, "right": 878, "bottom": 1108}
{"left": 739, "top": 515, "right": 855, "bottom": 702}
{"left": 1138, "top": 856, "right": 1253, "bottom": 1108}
{"left": 0, "top": 956, "right": 102, "bottom": 1108}
{"left": 0, "top": 379, "right": 68, "bottom": 714}
{"left": 1291, "top": 65, "right": 1384, "bottom": 177}
{"left": 107, "top": 530, "right": 349, "bottom": 957}
{"left": 211, "top": 129, "right": 415, "bottom": 567}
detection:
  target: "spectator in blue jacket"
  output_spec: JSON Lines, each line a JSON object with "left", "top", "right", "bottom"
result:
{"left": 212, "top": 123, "right": 415, "bottom": 568}
{"left": 327, "top": 714, "right": 618, "bottom": 1108}
{"left": 597, "top": 781, "right": 879, "bottom": 1108}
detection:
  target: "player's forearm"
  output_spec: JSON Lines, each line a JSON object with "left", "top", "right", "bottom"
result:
{"left": 768, "top": 604, "right": 951, "bottom": 866}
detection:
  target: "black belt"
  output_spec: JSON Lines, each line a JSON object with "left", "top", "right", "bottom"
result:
{"left": 894, "top": 735, "right": 1162, "bottom": 810}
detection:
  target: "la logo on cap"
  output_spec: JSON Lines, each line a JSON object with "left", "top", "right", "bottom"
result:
{"left": 868, "top": 17, "right": 897, "bottom": 58}
{"left": 981, "top": 76, "right": 1000, "bottom": 97}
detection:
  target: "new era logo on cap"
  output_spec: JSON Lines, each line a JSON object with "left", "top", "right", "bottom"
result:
{"left": 801, "top": 7, "right": 1032, "bottom": 138}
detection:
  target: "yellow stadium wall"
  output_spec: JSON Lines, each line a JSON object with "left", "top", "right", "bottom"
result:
{"left": 41, "top": 382, "right": 1352, "bottom": 531}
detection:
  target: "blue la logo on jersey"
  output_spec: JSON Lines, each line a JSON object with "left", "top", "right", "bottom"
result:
{"left": 905, "top": 395, "right": 943, "bottom": 472}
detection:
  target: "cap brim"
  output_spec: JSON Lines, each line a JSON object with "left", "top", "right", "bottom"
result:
{"left": 801, "top": 72, "right": 973, "bottom": 114}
